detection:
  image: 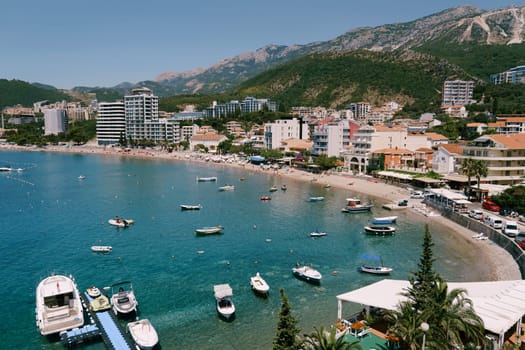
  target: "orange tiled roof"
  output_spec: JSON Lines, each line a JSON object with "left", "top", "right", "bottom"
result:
{"left": 488, "top": 122, "right": 505, "bottom": 127}
{"left": 466, "top": 123, "right": 484, "bottom": 127}
{"left": 191, "top": 133, "right": 226, "bottom": 141}
{"left": 489, "top": 134, "right": 525, "bottom": 149}
{"left": 415, "top": 147, "right": 434, "bottom": 152}
{"left": 425, "top": 132, "right": 448, "bottom": 141}
{"left": 440, "top": 143, "right": 463, "bottom": 154}
{"left": 374, "top": 125, "right": 406, "bottom": 132}
{"left": 372, "top": 148, "right": 414, "bottom": 155}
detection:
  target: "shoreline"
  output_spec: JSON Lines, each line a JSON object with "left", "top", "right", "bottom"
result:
{"left": 2, "top": 143, "right": 520, "bottom": 281}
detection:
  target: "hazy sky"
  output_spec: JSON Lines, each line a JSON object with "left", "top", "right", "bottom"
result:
{"left": 1, "top": 1, "right": 522, "bottom": 89}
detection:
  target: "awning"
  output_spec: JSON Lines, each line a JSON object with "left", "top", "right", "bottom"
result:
{"left": 377, "top": 171, "right": 413, "bottom": 180}
{"left": 336, "top": 279, "right": 525, "bottom": 336}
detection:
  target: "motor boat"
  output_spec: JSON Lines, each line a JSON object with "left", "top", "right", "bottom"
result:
{"left": 35, "top": 274, "right": 84, "bottom": 336}
{"left": 218, "top": 185, "right": 235, "bottom": 191}
{"left": 127, "top": 319, "right": 159, "bottom": 350}
{"left": 180, "top": 204, "right": 202, "bottom": 210}
{"left": 78, "top": 175, "right": 86, "bottom": 180}
{"left": 196, "top": 176, "right": 217, "bottom": 182}
{"left": 250, "top": 272, "right": 270, "bottom": 296}
{"left": 195, "top": 225, "right": 224, "bottom": 235}
{"left": 281, "top": 185, "right": 287, "bottom": 191}
{"left": 292, "top": 264, "right": 322, "bottom": 284}
{"left": 86, "top": 286, "right": 101, "bottom": 298}
{"left": 108, "top": 218, "right": 134, "bottom": 228}
{"left": 341, "top": 198, "right": 373, "bottom": 212}
{"left": 91, "top": 245, "right": 112, "bottom": 253}
{"left": 214, "top": 284, "right": 235, "bottom": 320}
{"left": 260, "top": 196, "right": 271, "bottom": 201}
{"left": 110, "top": 281, "right": 138, "bottom": 316}
{"left": 90, "top": 294, "right": 111, "bottom": 312}
{"left": 360, "top": 264, "right": 393, "bottom": 275}
{"left": 309, "top": 231, "right": 327, "bottom": 238}
{"left": 308, "top": 196, "right": 325, "bottom": 202}
{"left": 364, "top": 225, "right": 396, "bottom": 235}
{"left": 371, "top": 216, "right": 398, "bottom": 225}
{"left": 269, "top": 186, "right": 278, "bottom": 192}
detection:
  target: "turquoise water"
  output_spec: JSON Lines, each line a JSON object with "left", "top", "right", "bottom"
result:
{"left": 0, "top": 150, "right": 483, "bottom": 350}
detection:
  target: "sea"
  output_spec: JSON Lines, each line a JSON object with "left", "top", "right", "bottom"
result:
{"left": 0, "top": 150, "right": 487, "bottom": 350}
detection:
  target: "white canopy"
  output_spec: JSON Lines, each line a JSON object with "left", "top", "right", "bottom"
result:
{"left": 336, "top": 279, "right": 525, "bottom": 336}
{"left": 213, "top": 284, "right": 233, "bottom": 299}
{"left": 428, "top": 188, "right": 468, "bottom": 200}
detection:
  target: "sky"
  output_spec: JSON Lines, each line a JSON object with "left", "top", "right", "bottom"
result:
{"left": 1, "top": 0, "right": 522, "bottom": 89}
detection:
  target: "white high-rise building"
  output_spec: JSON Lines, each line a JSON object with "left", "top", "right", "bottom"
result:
{"left": 442, "top": 80, "right": 474, "bottom": 106}
{"left": 264, "top": 118, "right": 309, "bottom": 150}
{"left": 44, "top": 109, "right": 67, "bottom": 135}
{"left": 312, "top": 119, "right": 350, "bottom": 156}
{"left": 96, "top": 101, "right": 125, "bottom": 145}
{"left": 125, "top": 87, "right": 162, "bottom": 142}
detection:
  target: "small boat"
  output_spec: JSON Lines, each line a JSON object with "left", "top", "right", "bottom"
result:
{"left": 219, "top": 185, "right": 235, "bottom": 191}
{"left": 90, "top": 295, "right": 111, "bottom": 312}
{"left": 309, "top": 231, "right": 327, "bottom": 238}
{"left": 196, "top": 176, "right": 218, "bottom": 182}
{"left": 78, "top": 175, "right": 86, "bottom": 180}
{"left": 269, "top": 186, "right": 278, "bottom": 192}
{"left": 364, "top": 225, "right": 396, "bottom": 235}
{"left": 86, "top": 286, "right": 101, "bottom": 298}
{"left": 371, "top": 216, "right": 398, "bottom": 225}
{"left": 127, "top": 319, "right": 159, "bottom": 350}
{"left": 281, "top": 185, "right": 287, "bottom": 191}
{"left": 308, "top": 196, "right": 325, "bottom": 202}
{"left": 91, "top": 245, "right": 112, "bottom": 253}
{"left": 180, "top": 204, "right": 202, "bottom": 210}
{"left": 292, "top": 264, "right": 322, "bottom": 284}
{"left": 0, "top": 167, "right": 12, "bottom": 172}
{"left": 250, "top": 272, "right": 270, "bottom": 296}
{"left": 341, "top": 198, "right": 373, "bottom": 213}
{"left": 260, "top": 196, "right": 271, "bottom": 201}
{"left": 35, "top": 274, "right": 84, "bottom": 336}
{"left": 108, "top": 218, "right": 134, "bottom": 227}
{"left": 195, "top": 225, "right": 223, "bottom": 235}
{"left": 324, "top": 184, "right": 331, "bottom": 188}
{"left": 214, "top": 284, "right": 235, "bottom": 320}
{"left": 110, "top": 281, "right": 138, "bottom": 316}
{"left": 360, "top": 254, "right": 393, "bottom": 275}
{"left": 240, "top": 177, "right": 247, "bottom": 181}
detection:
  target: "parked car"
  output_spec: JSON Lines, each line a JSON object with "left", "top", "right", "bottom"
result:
{"left": 468, "top": 209, "right": 483, "bottom": 220}
{"left": 488, "top": 217, "right": 503, "bottom": 230}
{"left": 482, "top": 199, "right": 501, "bottom": 212}
{"left": 503, "top": 221, "right": 520, "bottom": 238}
{"left": 410, "top": 191, "right": 424, "bottom": 199}
{"left": 515, "top": 232, "right": 525, "bottom": 249}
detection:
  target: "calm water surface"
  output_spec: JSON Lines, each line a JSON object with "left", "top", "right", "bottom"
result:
{"left": 0, "top": 150, "right": 483, "bottom": 349}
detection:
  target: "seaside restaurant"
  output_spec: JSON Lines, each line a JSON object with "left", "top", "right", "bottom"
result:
{"left": 336, "top": 279, "right": 525, "bottom": 349}
{"left": 424, "top": 187, "right": 471, "bottom": 213}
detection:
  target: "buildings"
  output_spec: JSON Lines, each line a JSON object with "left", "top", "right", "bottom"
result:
{"left": 312, "top": 118, "right": 350, "bottom": 157}
{"left": 96, "top": 101, "right": 125, "bottom": 145}
{"left": 490, "top": 65, "right": 525, "bottom": 85}
{"left": 442, "top": 80, "right": 474, "bottom": 106}
{"left": 264, "top": 118, "right": 309, "bottom": 150}
{"left": 44, "top": 109, "right": 68, "bottom": 135}
{"left": 204, "top": 96, "right": 278, "bottom": 118}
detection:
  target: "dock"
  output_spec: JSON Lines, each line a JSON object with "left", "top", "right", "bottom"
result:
{"left": 61, "top": 290, "right": 135, "bottom": 349}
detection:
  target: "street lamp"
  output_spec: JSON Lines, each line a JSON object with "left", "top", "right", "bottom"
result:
{"left": 420, "top": 322, "right": 429, "bottom": 350}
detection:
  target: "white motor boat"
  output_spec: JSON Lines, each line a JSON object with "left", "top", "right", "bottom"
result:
{"left": 35, "top": 274, "right": 84, "bottom": 336}
{"left": 250, "top": 272, "right": 270, "bottom": 296}
{"left": 86, "top": 286, "right": 101, "bottom": 298}
{"left": 292, "top": 264, "right": 322, "bottom": 284}
{"left": 127, "top": 319, "right": 159, "bottom": 350}
{"left": 341, "top": 198, "right": 373, "bottom": 213}
{"left": 195, "top": 225, "right": 223, "bottom": 235}
{"left": 196, "top": 176, "right": 217, "bottom": 182}
{"left": 214, "top": 284, "right": 235, "bottom": 320}
{"left": 308, "top": 196, "right": 325, "bottom": 202}
{"left": 309, "top": 231, "right": 327, "bottom": 238}
{"left": 108, "top": 218, "right": 134, "bottom": 227}
{"left": 218, "top": 185, "right": 235, "bottom": 191}
{"left": 371, "top": 216, "right": 398, "bottom": 224}
{"left": 91, "top": 245, "right": 112, "bottom": 253}
{"left": 180, "top": 204, "right": 202, "bottom": 210}
{"left": 364, "top": 225, "right": 396, "bottom": 235}
{"left": 110, "top": 281, "right": 138, "bottom": 316}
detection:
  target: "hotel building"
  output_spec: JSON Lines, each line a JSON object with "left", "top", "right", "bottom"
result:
{"left": 96, "top": 101, "right": 125, "bottom": 145}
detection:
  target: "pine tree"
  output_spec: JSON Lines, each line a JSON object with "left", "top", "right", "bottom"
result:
{"left": 273, "top": 288, "right": 300, "bottom": 350}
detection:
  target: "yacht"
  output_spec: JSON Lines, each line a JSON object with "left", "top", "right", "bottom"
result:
{"left": 35, "top": 274, "right": 84, "bottom": 336}
{"left": 292, "top": 264, "right": 322, "bottom": 284}
{"left": 110, "top": 281, "right": 138, "bottom": 316}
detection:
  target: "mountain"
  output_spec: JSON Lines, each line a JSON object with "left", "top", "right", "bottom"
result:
{"left": 143, "top": 5, "right": 525, "bottom": 96}
{"left": 0, "top": 80, "right": 74, "bottom": 110}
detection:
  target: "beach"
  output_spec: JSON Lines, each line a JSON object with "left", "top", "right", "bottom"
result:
{"left": 2, "top": 142, "right": 521, "bottom": 282}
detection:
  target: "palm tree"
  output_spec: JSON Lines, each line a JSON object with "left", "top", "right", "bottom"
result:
{"left": 300, "top": 326, "right": 362, "bottom": 350}
{"left": 384, "top": 302, "right": 427, "bottom": 350}
{"left": 472, "top": 159, "right": 488, "bottom": 202}
{"left": 460, "top": 158, "right": 475, "bottom": 199}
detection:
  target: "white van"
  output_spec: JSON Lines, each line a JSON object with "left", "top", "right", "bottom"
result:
{"left": 503, "top": 220, "right": 519, "bottom": 237}
{"left": 489, "top": 217, "right": 503, "bottom": 230}
{"left": 468, "top": 209, "right": 483, "bottom": 220}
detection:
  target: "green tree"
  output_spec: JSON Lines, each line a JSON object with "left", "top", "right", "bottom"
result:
{"left": 384, "top": 302, "right": 427, "bottom": 350}
{"left": 460, "top": 158, "right": 476, "bottom": 199}
{"left": 274, "top": 288, "right": 300, "bottom": 350}
{"left": 472, "top": 159, "right": 488, "bottom": 201}
{"left": 300, "top": 326, "right": 361, "bottom": 350}
{"left": 180, "top": 140, "right": 189, "bottom": 150}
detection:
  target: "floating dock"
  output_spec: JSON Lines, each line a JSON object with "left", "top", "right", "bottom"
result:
{"left": 61, "top": 290, "right": 135, "bottom": 349}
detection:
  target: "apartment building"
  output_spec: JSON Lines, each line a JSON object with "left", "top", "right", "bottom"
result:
{"left": 346, "top": 102, "right": 370, "bottom": 122}
{"left": 442, "top": 80, "right": 474, "bottom": 106}
{"left": 458, "top": 134, "right": 525, "bottom": 185}
{"left": 264, "top": 118, "right": 309, "bottom": 150}
{"left": 44, "top": 109, "right": 68, "bottom": 135}
{"left": 312, "top": 118, "right": 350, "bottom": 157}
{"left": 96, "top": 101, "right": 125, "bottom": 145}
{"left": 204, "top": 96, "right": 278, "bottom": 118}
{"left": 490, "top": 65, "right": 525, "bottom": 85}
{"left": 432, "top": 143, "right": 464, "bottom": 174}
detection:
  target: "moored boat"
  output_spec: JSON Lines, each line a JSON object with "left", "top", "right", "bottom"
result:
{"left": 309, "top": 230, "right": 327, "bottom": 237}
{"left": 292, "top": 264, "right": 322, "bottom": 284}
{"left": 91, "top": 245, "right": 112, "bottom": 253}
{"left": 90, "top": 294, "right": 111, "bottom": 312}
{"left": 110, "top": 281, "right": 138, "bottom": 316}
{"left": 250, "top": 272, "right": 270, "bottom": 296}
{"left": 360, "top": 254, "right": 393, "bottom": 275}
{"left": 196, "top": 176, "right": 217, "bottom": 182}
{"left": 127, "top": 319, "right": 159, "bottom": 350}
{"left": 35, "top": 274, "right": 84, "bottom": 336}
{"left": 269, "top": 186, "right": 278, "bottom": 192}
{"left": 341, "top": 198, "right": 373, "bottom": 213}
{"left": 218, "top": 185, "right": 235, "bottom": 191}
{"left": 180, "top": 204, "right": 202, "bottom": 210}
{"left": 108, "top": 217, "right": 134, "bottom": 227}
{"left": 281, "top": 185, "right": 287, "bottom": 191}
{"left": 86, "top": 286, "right": 101, "bottom": 298}
{"left": 260, "top": 196, "right": 271, "bottom": 201}
{"left": 214, "top": 284, "right": 235, "bottom": 320}
{"left": 364, "top": 225, "right": 396, "bottom": 235}
{"left": 371, "top": 216, "right": 398, "bottom": 225}
{"left": 195, "top": 225, "right": 223, "bottom": 235}
{"left": 308, "top": 196, "right": 325, "bottom": 202}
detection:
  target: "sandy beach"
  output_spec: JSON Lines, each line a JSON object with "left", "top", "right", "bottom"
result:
{"left": 2, "top": 143, "right": 521, "bottom": 281}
